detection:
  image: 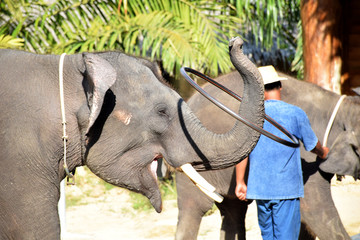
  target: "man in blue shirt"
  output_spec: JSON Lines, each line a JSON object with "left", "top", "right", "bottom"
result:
{"left": 235, "top": 65, "right": 329, "bottom": 240}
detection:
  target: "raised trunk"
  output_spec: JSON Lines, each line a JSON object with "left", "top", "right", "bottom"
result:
{"left": 181, "top": 37, "right": 264, "bottom": 170}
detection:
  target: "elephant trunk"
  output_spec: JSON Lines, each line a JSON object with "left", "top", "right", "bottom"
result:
{"left": 179, "top": 37, "right": 264, "bottom": 171}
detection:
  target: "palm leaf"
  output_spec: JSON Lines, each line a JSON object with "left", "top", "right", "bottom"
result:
{"left": 0, "top": 34, "right": 24, "bottom": 49}
{"left": 1, "top": 0, "right": 302, "bottom": 77}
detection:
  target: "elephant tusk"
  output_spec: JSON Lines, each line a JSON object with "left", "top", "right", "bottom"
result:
{"left": 196, "top": 184, "right": 224, "bottom": 203}
{"left": 180, "top": 163, "right": 216, "bottom": 192}
{"left": 180, "top": 163, "right": 224, "bottom": 203}
{"left": 150, "top": 160, "right": 158, "bottom": 180}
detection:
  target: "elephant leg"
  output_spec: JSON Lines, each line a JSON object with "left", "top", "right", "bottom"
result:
{"left": 301, "top": 167, "right": 350, "bottom": 240}
{"left": 215, "top": 198, "right": 249, "bottom": 240}
{"left": 0, "top": 183, "right": 61, "bottom": 239}
{"left": 299, "top": 222, "right": 316, "bottom": 240}
{"left": 175, "top": 171, "right": 214, "bottom": 240}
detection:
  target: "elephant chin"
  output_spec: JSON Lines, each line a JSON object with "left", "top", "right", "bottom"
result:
{"left": 140, "top": 159, "right": 163, "bottom": 213}
{"left": 148, "top": 191, "right": 163, "bottom": 213}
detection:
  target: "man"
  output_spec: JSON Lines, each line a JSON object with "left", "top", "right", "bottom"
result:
{"left": 235, "top": 65, "right": 329, "bottom": 240}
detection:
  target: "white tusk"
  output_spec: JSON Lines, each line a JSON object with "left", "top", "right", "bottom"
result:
{"left": 180, "top": 163, "right": 216, "bottom": 192}
{"left": 196, "top": 184, "right": 224, "bottom": 203}
{"left": 150, "top": 160, "right": 158, "bottom": 179}
{"left": 180, "top": 163, "right": 224, "bottom": 203}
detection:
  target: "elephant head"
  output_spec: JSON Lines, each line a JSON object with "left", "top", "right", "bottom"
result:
{"left": 72, "top": 37, "right": 264, "bottom": 212}
{"left": 318, "top": 91, "right": 360, "bottom": 180}
{"left": 320, "top": 124, "right": 360, "bottom": 179}
{"left": 276, "top": 75, "right": 360, "bottom": 181}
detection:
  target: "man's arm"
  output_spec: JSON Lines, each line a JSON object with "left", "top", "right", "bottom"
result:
{"left": 235, "top": 157, "right": 249, "bottom": 201}
{"left": 311, "top": 140, "right": 329, "bottom": 159}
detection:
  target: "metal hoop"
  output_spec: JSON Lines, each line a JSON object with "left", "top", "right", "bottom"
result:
{"left": 180, "top": 67, "right": 300, "bottom": 148}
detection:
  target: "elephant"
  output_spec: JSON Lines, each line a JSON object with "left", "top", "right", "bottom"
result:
{"left": 0, "top": 37, "right": 266, "bottom": 239}
{"left": 175, "top": 70, "right": 360, "bottom": 240}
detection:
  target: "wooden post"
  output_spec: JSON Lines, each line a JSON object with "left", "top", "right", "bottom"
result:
{"left": 301, "top": 0, "right": 343, "bottom": 93}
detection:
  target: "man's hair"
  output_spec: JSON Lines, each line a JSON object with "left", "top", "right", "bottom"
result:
{"left": 265, "top": 81, "right": 282, "bottom": 91}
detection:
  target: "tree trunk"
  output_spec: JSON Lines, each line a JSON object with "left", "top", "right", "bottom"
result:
{"left": 300, "top": 0, "right": 343, "bottom": 94}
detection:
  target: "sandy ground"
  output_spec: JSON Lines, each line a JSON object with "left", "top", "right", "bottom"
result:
{"left": 61, "top": 174, "right": 360, "bottom": 240}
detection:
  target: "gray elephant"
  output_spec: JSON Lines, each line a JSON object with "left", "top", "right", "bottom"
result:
{"left": 0, "top": 37, "right": 265, "bottom": 239}
{"left": 175, "top": 71, "right": 360, "bottom": 240}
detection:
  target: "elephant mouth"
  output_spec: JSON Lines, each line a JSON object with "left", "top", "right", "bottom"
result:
{"left": 140, "top": 154, "right": 163, "bottom": 213}
{"left": 150, "top": 154, "right": 162, "bottom": 180}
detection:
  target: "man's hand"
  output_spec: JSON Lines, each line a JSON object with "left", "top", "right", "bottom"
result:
{"left": 319, "top": 146, "right": 329, "bottom": 159}
{"left": 235, "top": 182, "right": 248, "bottom": 201}
{"left": 235, "top": 157, "right": 249, "bottom": 201}
{"left": 311, "top": 141, "right": 329, "bottom": 159}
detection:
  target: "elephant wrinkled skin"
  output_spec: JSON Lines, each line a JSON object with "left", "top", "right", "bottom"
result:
{"left": 175, "top": 71, "right": 360, "bottom": 240}
{"left": 0, "top": 37, "right": 265, "bottom": 239}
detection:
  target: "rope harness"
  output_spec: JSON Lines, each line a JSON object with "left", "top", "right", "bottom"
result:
{"left": 59, "top": 53, "right": 75, "bottom": 185}
{"left": 323, "top": 95, "right": 346, "bottom": 147}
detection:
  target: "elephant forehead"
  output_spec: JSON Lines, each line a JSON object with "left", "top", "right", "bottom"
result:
{"left": 114, "top": 109, "right": 132, "bottom": 125}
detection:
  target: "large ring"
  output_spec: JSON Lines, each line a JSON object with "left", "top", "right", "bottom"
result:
{"left": 180, "top": 67, "right": 299, "bottom": 148}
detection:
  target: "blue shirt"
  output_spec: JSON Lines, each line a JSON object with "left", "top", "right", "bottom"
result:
{"left": 246, "top": 100, "right": 318, "bottom": 200}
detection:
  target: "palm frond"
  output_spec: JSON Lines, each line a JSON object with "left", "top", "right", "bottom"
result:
{"left": 1, "top": 0, "right": 301, "bottom": 77}
{"left": 0, "top": 34, "right": 24, "bottom": 49}
{"left": 235, "top": 0, "right": 300, "bottom": 50}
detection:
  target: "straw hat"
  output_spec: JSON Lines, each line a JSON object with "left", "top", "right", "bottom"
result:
{"left": 258, "top": 65, "right": 287, "bottom": 85}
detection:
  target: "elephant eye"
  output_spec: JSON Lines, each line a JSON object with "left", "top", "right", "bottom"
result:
{"left": 158, "top": 108, "right": 168, "bottom": 117}
{"left": 156, "top": 104, "right": 169, "bottom": 118}
{"left": 159, "top": 109, "right": 166, "bottom": 115}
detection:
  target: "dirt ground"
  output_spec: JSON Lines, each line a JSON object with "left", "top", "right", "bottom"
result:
{"left": 61, "top": 173, "right": 360, "bottom": 240}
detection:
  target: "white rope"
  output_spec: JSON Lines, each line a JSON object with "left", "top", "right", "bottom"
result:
{"left": 59, "top": 53, "right": 73, "bottom": 181}
{"left": 323, "top": 95, "right": 346, "bottom": 147}
{"left": 59, "top": 53, "right": 67, "bottom": 126}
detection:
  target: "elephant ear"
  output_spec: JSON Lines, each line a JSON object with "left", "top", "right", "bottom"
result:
{"left": 83, "top": 53, "right": 117, "bottom": 135}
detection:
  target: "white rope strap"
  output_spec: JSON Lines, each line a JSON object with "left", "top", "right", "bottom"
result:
{"left": 323, "top": 95, "right": 346, "bottom": 147}
{"left": 59, "top": 53, "right": 74, "bottom": 184}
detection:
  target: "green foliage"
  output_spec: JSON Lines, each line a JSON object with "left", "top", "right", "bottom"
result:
{"left": 231, "top": 0, "right": 302, "bottom": 76}
{"left": 291, "top": 20, "right": 304, "bottom": 79}
{"left": 1, "top": 0, "right": 302, "bottom": 80}
{"left": 234, "top": 0, "right": 300, "bottom": 49}
{"left": 0, "top": 0, "right": 240, "bottom": 77}
{"left": 0, "top": 34, "right": 24, "bottom": 49}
